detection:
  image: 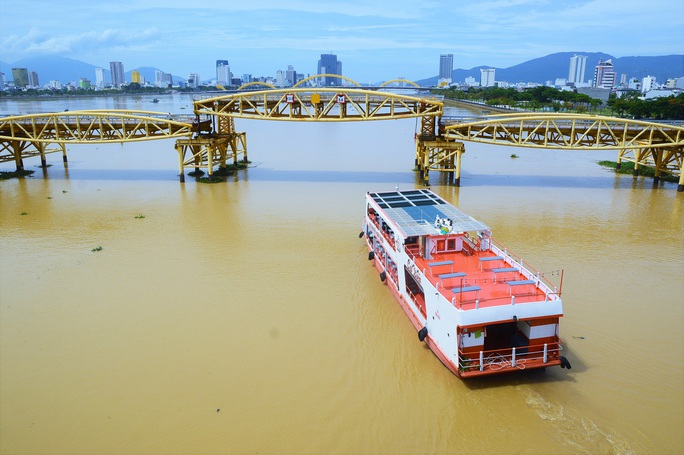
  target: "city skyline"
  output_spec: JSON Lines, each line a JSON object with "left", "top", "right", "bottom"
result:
{"left": 1, "top": 0, "right": 683, "bottom": 83}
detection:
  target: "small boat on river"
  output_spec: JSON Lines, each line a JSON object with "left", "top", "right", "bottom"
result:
{"left": 360, "top": 189, "right": 570, "bottom": 377}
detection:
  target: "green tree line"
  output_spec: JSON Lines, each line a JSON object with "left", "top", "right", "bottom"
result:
{"left": 435, "top": 86, "right": 684, "bottom": 120}
{"left": 434, "top": 86, "right": 602, "bottom": 112}
{"left": 607, "top": 92, "right": 684, "bottom": 120}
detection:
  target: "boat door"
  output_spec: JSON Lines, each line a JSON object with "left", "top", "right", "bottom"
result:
{"left": 421, "top": 236, "right": 431, "bottom": 260}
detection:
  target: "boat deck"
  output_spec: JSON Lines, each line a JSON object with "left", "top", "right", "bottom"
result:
{"left": 410, "top": 247, "right": 553, "bottom": 309}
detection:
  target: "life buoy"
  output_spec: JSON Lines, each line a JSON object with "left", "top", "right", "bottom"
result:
{"left": 379, "top": 271, "right": 386, "bottom": 282}
{"left": 368, "top": 251, "right": 375, "bottom": 260}
{"left": 418, "top": 326, "right": 428, "bottom": 342}
{"left": 358, "top": 231, "right": 364, "bottom": 238}
{"left": 560, "top": 356, "right": 572, "bottom": 369}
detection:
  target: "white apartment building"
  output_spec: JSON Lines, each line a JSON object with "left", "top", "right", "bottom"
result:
{"left": 480, "top": 68, "right": 495, "bottom": 87}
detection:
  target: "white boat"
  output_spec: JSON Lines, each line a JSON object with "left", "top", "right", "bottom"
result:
{"left": 361, "top": 189, "right": 570, "bottom": 377}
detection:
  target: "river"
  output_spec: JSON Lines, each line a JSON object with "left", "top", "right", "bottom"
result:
{"left": 1, "top": 94, "right": 683, "bottom": 454}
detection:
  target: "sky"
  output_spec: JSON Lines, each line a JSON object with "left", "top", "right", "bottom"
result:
{"left": 1, "top": 0, "right": 683, "bottom": 83}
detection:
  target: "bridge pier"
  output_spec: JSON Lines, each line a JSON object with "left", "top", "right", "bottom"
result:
{"left": 10, "top": 141, "right": 24, "bottom": 171}
{"left": 414, "top": 136, "right": 464, "bottom": 187}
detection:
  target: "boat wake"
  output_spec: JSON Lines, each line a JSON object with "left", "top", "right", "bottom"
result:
{"left": 518, "top": 386, "right": 636, "bottom": 454}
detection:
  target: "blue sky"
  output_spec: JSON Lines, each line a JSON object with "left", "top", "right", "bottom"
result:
{"left": 1, "top": 0, "right": 683, "bottom": 82}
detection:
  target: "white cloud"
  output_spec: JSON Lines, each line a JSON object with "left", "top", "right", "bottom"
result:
{"left": 1, "top": 0, "right": 682, "bottom": 80}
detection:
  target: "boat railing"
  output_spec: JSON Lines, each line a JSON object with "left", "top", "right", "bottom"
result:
{"left": 367, "top": 215, "right": 396, "bottom": 251}
{"left": 450, "top": 292, "right": 559, "bottom": 309}
{"left": 490, "top": 239, "right": 560, "bottom": 298}
{"left": 458, "top": 341, "right": 562, "bottom": 374}
{"left": 405, "top": 244, "right": 421, "bottom": 261}
{"left": 405, "top": 287, "right": 426, "bottom": 318}
{"left": 462, "top": 236, "right": 479, "bottom": 255}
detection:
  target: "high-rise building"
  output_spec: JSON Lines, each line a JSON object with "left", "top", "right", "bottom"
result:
{"left": 188, "top": 73, "right": 200, "bottom": 88}
{"left": 131, "top": 70, "right": 141, "bottom": 84}
{"left": 480, "top": 68, "right": 495, "bottom": 87}
{"left": 12, "top": 68, "right": 29, "bottom": 88}
{"left": 285, "top": 65, "right": 297, "bottom": 86}
{"left": 593, "top": 59, "right": 616, "bottom": 89}
{"left": 216, "top": 60, "right": 231, "bottom": 86}
{"left": 568, "top": 55, "right": 587, "bottom": 85}
{"left": 109, "top": 61, "right": 125, "bottom": 87}
{"left": 619, "top": 73, "right": 628, "bottom": 88}
{"left": 317, "top": 53, "right": 342, "bottom": 86}
{"left": 439, "top": 54, "right": 453, "bottom": 85}
{"left": 275, "top": 70, "right": 286, "bottom": 87}
{"left": 0, "top": 72, "right": 5, "bottom": 91}
{"left": 155, "top": 70, "right": 173, "bottom": 88}
{"left": 642, "top": 75, "right": 657, "bottom": 93}
{"left": 28, "top": 71, "right": 39, "bottom": 87}
{"left": 95, "top": 68, "right": 106, "bottom": 88}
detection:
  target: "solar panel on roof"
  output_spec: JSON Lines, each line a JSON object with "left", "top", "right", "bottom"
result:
{"left": 404, "top": 205, "right": 446, "bottom": 221}
{"left": 368, "top": 190, "right": 490, "bottom": 237}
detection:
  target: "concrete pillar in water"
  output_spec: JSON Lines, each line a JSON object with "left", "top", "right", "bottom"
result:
{"left": 453, "top": 149, "right": 463, "bottom": 187}
{"left": 11, "top": 141, "right": 24, "bottom": 171}
{"left": 176, "top": 143, "right": 185, "bottom": 182}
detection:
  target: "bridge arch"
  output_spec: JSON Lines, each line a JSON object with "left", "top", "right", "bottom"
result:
{"left": 292, "top": 74, "right": 361, "bottom": 88}
{"left": 379, "top": 79, "right": 421, "bottom": 88}
{"left": 237, "top": 81, "right": 277, "bottom": 90}
{"left": 192, "top": 87, "right": 443, "bottom": 122}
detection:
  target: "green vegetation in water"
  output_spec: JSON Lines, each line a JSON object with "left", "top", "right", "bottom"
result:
{"left": 91, "top": 246, "right": 103, "bottom": 252}
{"left": 597, "top": 160, "right": 678, "bottom": 183}
{"left": 187, "top": 170, "right": 205, "bottom": 177}
{"left": 1, "top": 169, "right": 35, "bottom": 180}
{"left": 20, "top": 211, "right": 28, "bottom": 216}
{"left": 198, "top": 175, "right": 224, "bottom": 184}
{"left": 510, "top": 154, "right": 519, "bottom": 159}
{"left": 211, "top": 167, "right": 234, "bottom": 177}
{"left": 135, "top": 214, "right": 146, "bottom": 219}
{"left": 196, "top": 160, "right": 252, "bottom": 183}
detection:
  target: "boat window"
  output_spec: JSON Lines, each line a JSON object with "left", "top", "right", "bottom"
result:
{"left": 434, "top": 236, "right": 461, "bottom": 253}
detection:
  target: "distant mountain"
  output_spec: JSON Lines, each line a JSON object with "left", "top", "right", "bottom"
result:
{"left": 1, "top": 55, "right": 99, "bottom": 85}
{"left": 415, "top": 52, "right": 684, "bottom": 86}
{"left": 0, "top": 56, "right": 186, "bottom": 85}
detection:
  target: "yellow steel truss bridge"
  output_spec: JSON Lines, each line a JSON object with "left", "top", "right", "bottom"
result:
{"left": 0, "top": 77, "right": 682, "bottom": 191}
{"left": 440, "top": 113, "right": 683, "bottom": 190}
